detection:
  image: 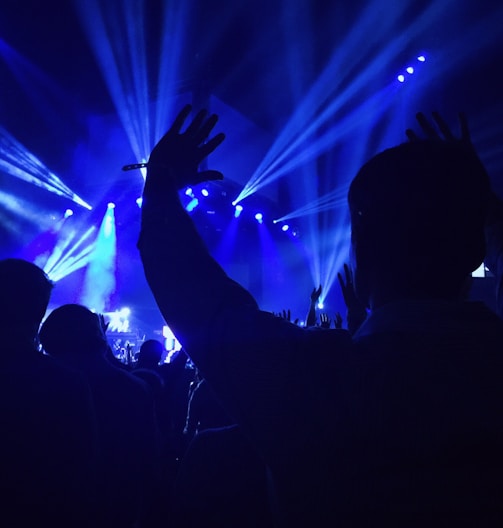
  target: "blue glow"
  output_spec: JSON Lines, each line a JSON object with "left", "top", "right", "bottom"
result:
{"left": 0, "top": 126, "right": 92, "bottom": 210}
{"left": 82, "top": 205, "right": 117, "bottom": 313}
{"left": 186, "top": 198, "right": 199, "bottom": 212}
{"left": 406, "top": 66, "right": 414, "bottom": 74}
{"left": 397, "top": 74, "right": 405, "bottom": 82}
{"left": 44, "top": 226, "right": 97, "bottom": 282}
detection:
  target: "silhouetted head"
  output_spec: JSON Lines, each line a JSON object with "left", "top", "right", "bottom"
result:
{"left": 137, "top": 339, "right": 163, "bottom": 369}
{"left": 348, "top": 140, "right": 490, "bottom": 308}
{"left": 0, "top": 258, "right": 53, "bottom": 343}
{"left": 39, "top": 304, "right": 108, "bottom": 358}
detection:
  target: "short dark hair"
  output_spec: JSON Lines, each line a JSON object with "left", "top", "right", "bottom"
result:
{"left": 348, "top": 141, "right": 490, "bottom": 299}
{"left": 0, "top": 258, "right": 53, "bottom": 337}
{"left": 39, "top": 304, "right": 107, "bottom": 357}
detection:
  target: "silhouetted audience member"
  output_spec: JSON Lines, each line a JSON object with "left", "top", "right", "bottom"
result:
{"left": 39, "top": 303, "right": 160, "bottom": 527}
{"left": 172, "top": 424, "right": 274, "bottom": 528}
{"left": 138, "top": 107, "right": 503, "bottom": 526}
{"left": 0, "top": 259, "right": 98, "bottom": 527}
{"left": 137, "top": 338, "right": 164, "bottom": 368}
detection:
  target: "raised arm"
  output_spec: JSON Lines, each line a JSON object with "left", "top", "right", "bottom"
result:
{"left": 137, "top": 107, "right": 334, "bottom": 462}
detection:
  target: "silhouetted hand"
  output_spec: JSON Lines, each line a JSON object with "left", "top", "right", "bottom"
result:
{"left": 98, "top": 314, "right": 109, "bottom": 335}
{"left": 310, "top": 285, "right": 322, "bottom": 304}
{"left": 319, "top": 313, "right": 331, "bottom": 329}
{"left": 405, "top": 111, "right": 471, "bottom": 147}
{"left": 273, "top": 309, "right": 291, "bottom": 322}
{"left": 334, "top": 312, "right": 343, "bottom": 330}
{"left": 147, "top": 104, "right": 226, "bottom": 190}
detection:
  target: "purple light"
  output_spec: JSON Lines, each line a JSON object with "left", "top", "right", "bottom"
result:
{"left": 397, "top": 74, "right": 405, "bottom": 83}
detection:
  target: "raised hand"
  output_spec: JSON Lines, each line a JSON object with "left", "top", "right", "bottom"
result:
{"left": 405, "top": 111, "right": 471, "bottom": 146}
{"left": 310, "top": 285, "right": 322, "bottom": 304}
{"left": 334, "top": 312, "right": 343, "bottom": 330}
{"left": 319, "top": 313, "right": 331, "bottom": 329}
{"left": 147, "top": 104, "right": 226, "bottom": 190}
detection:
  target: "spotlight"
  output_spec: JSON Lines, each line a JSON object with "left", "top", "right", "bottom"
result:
{"left": 397, "top": 74, "right": 405, "bottom": 82}
{"left": 186, "top": 198, "right": 199, "bottom": 212}
{"left": 234, "top": 204, "right": 243, "bottom": 218}
{"left": 406, "top": 66, "right": 414, "bottom": 74}
{"left": 282, "top": 224, "right": 289, "bottom": 232}
{"left": 317, "top": 302, "right": 324, "bottom": 310}
{"left": 201, "top": 188, "right": 209, "bottom": 197}
{"left": 136, "top": 197, "right": 143, "bottom": 208}
{"left": 107, "top": 202, "right": 115, "bottom": 209}
{"left": 417, "top": 55, "right": 426, "bottom": 62}
{"left": 255, "top": 212, "right": 263, "bottom": 224}
{"left": 64, "top": 209, "right": 74, "bottom": 218}
{"left": 120, "top": 307, "right": 131, "bottom": 316}
{"left": 231, "top": 200, "right": 238, "bottom": 206}
{"left": 185, "top": 188, "right": 193, "bottom": 197}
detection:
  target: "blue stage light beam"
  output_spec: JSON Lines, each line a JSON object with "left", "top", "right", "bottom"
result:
{"left": 81, "top": 204, "right": 117, "bottom": 313}
{"left": 76, "top": 0, "right": 189, "bottom": 170}
{"left": 44, "top": 226, "right": 97, "bottom": 281}
{"left": 0, "top": 126, "right": 92, "bottom": 209}
{"left": 233, "top": 0, "right": 460, "bottom": 204}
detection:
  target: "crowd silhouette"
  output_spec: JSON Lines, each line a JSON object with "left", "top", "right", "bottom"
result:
{"left": 2, "top": 108, "right": 503, "bottom": 526}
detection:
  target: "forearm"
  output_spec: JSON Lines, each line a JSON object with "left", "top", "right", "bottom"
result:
{"left": 138, "top": 168, "right": 257, "bottom": 350}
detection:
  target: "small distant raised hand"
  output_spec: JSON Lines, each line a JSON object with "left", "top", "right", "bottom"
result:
{"left": 405, "top": 111, "right": 471, "bottom": 146}
{"left": 333, "top": 312, "right": 343, "bottom": 330}
{"left": 310, "top": 285, "right": 322, "bottom": 304}
{"left": 146, "top": 104, "right": 226, "bottom": 191}
{"left": 319, "top": 313, "right": 331, "bottom": 329}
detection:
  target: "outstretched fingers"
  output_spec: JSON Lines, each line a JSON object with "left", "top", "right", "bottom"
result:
{"left": 169, "top": 104, "right": 192, "bottom": 135}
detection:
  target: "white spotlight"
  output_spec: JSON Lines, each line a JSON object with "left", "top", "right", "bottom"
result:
{"left": 107, "top": 202, "right": 115, "bottom": 209}
{"left": 417, "top": 55, "right": 426, "bottom": 62}
{"left": 64, "top": 209, "right": 74, "bottom": 218}
{"left": 406, "top": 66, "right": 414, "bottom": 74}
{"left": 397, "top": 74, "right": 405, "bottom": 83}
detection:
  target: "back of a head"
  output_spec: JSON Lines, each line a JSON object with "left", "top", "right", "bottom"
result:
{"left": 0, "top": 258, "right": 53, "bottom": 342}
{"left": 137, "top": 339, "right": 163, "bottom": 369}
{"left": 40, "top": 303, "right": 108, "bottom": 358}
{"left": 348, "top": 140, "right": 490, "bottom": 306}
